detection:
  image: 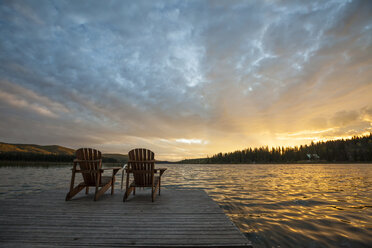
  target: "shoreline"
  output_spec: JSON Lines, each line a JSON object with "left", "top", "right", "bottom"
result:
{"left": 0, "top": 161, "right": 123, "bottom": 167}
{"left": 0, "top": 160, "right": 371, "bottom": 167}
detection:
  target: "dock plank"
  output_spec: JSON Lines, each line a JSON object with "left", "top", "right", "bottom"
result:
{"left": 0, "top": 189, "right": 252, "bottom": 247}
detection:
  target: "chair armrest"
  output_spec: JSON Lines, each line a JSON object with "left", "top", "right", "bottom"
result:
{"left": 101, "top": 167, "right": 122, "bottom": 170}
{"left": 102, "top": 167, "right": 121, "bottom": 177}
{"left": 126, "top": 170, "right": 153, "bottom": 174}
{"left": 155, "top": 168, "right": 167, "bottom": 176}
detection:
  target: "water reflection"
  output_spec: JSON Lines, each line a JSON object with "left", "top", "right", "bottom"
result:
{"left": 1, "top": 163, "right": 371, "bottom": 247}
{"left": 163, "top": 164, "right": 372, "bottom": 247}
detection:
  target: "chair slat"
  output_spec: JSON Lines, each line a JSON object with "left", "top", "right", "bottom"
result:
{"left": 124, "top": 148, "right": 165, "bottom": 202}
{"left": 66, "top": 148, "right": 120, "bottom": 201}
{"left": 76, "top": 148, "right": 102, "bottom": 186}
{"left": 128, "top": 148, "right": 155, "bottom": 187}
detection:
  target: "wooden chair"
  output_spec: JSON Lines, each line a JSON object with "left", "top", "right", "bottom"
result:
{"left": 123, "top": 148, "right": 166, "bottom": 202}
{"left": 65, "top": 148, "right": 121, "bottom": 201}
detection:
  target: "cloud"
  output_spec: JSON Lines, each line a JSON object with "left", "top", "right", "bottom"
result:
{"left": 0, "top": 90, "right": 57, "bottom": 118}
{"left": 175, "top": 138, "right": 207, "bottom": 145}
{"left": 0, "top": 0, "right": 371, "bottom": 159}
{"left": 331, "top": 110, "right": 359, "bottom": 127}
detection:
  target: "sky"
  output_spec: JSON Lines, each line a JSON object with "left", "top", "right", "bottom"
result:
{"left": 0, "top": 0, "right": 371, "bottom": 160}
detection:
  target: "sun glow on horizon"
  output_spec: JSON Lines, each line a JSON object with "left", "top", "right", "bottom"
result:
{"left": 0, "top": 1, "right": 371, "bottom": 161}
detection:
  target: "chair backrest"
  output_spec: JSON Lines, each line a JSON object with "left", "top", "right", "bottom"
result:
{"left": 76, "top": 148, "right": 102, "bottom": 186}
{"left": 128, "top": 148, "right": 155, "bottom": 187}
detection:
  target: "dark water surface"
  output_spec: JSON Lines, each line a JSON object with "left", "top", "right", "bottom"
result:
{"left": 1, "top": 163, "right": 371, "bottom": 247}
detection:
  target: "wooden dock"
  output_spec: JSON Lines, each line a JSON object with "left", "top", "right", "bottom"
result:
{"left": 0, "top": 189, "right": 252, "bottom": 247}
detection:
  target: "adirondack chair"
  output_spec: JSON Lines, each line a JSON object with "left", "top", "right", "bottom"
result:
{"left": 123, "top": 148, "right": 166, "bottom": 202}
{"left": 65, "top": 148, "right": 121, "bottom": 201}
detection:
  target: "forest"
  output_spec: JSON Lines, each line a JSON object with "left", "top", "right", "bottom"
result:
{"left": 180, "top": 133, "right": 372, "bottom": 164}
{"left": 1, "top": 134, "right": 371, "bottom": 164}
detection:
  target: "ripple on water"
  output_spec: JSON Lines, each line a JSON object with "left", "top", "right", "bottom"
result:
{"left": 1, "top": 163, "right": 372, "bottom": 247}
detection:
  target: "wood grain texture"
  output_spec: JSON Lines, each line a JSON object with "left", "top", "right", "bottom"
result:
{"left": 66, "top": 148, "right": 120, "bottom": 201}
{"left": 0, "top": 189, "right": 252, "bottom": 247}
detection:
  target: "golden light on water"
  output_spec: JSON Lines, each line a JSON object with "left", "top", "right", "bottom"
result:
{"left": 1, "top": 163, "right": 372, "bottom": 246}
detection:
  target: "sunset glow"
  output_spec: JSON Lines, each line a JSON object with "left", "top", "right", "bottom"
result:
{"left": 0, "top": 1, "right": 371, "bottom": 160}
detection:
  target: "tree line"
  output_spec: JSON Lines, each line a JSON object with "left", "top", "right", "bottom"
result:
{"left": 180, "top": 133, "right": 372, "bottom": 164}
{"left": 0, "top": 152, "right": 118, "bottom": 163}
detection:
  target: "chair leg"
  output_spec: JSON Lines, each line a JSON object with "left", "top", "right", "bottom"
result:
{"left": 124, "top": 173, "right": 130, "bottom": 201}
{"left": 133, "top": 187, "right": 135, "bottom": 195}
{"left": 123, "top": 190, "right": 128, "bottom": 202}
{"left": 159, "top": 177, "right": 161, "bottom": 195}
{"left": 94, "top": 189, "right": 99, "bottom": 201}
{"left": 66, "top": 169, "right": 86, "bottom": 201}
{"left": 85, "top": 186, "right": 89, "bottom": 195}
{"left": 152, "top": 180, "right": 160, "bottom": 202}
{"left": 65, "top": 183, "right": 86, "bottom": 201}
{"left": 67, "top": 170, "right": 76, "bottom": 199}
{"left": 123, "top": 186, "right": 134, "bottom": 202}
{"left": 111, "top": 178, "right": 115, "bottom": 195}
{"left": 95, "top": 182, "right": 112, "bottom": 201}
{"left": 94, "top": 173, "right": 100, "bottom": 201}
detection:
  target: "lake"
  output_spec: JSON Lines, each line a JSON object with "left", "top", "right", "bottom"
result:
{"left": 1, "top": 163, "right": 371, "bottom": 247}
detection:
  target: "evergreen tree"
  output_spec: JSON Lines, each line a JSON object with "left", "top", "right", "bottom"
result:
{"left": 180, "top": 133, "right": 372, "bottom": 164}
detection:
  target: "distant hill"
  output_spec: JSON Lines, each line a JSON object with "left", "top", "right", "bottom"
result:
{"left": 103, "top": 153, "right": 128, "bottom": 163}
{"left": 0, "top": 142, "right": 128, "bottom": 163}
{"left": 0, "top": 142, "right": 75, "bottom": 155}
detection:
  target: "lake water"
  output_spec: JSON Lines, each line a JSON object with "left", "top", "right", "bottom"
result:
{"left": 1, "top": 163, "right": 371, "bottom": 247}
